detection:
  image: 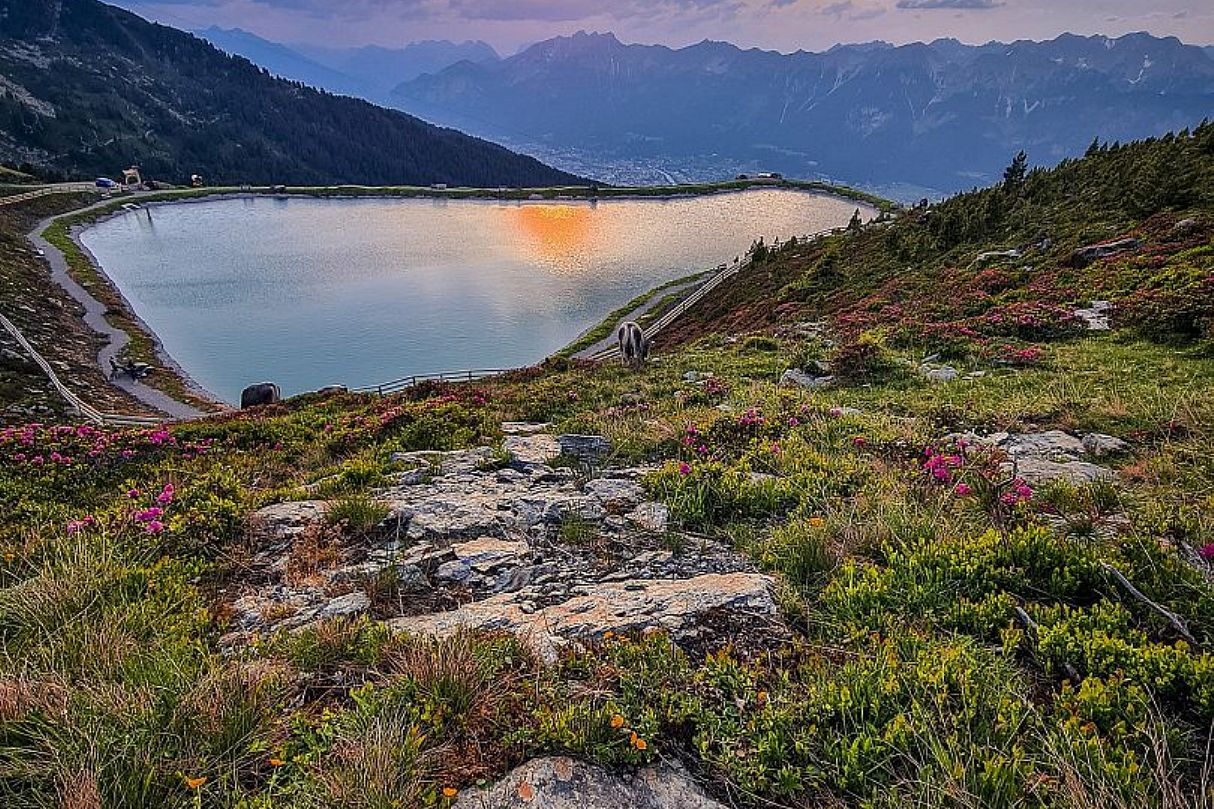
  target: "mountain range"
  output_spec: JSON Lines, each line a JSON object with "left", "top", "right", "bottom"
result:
{"left": 0, "top": 0, "right": 577, "bottom": 187}
{"left": 391, "top": 31, "right": 1214, "bottom": 195}
{"left": 197, "top": 28, "right": 499, "bottom": 102}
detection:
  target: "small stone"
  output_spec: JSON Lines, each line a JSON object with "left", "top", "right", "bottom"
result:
{"left": 1082, "top": 433, "right": 1129, "bottom": 458}
{"left": 1012, "top": 457, "right": 1116, "bottom": 486}
{"left": 584, "top": 478, "right": 646, "bottom": 512}
{"left": 557, "top": 434, "right": 612, "bottom": 464}
{"left": 627, "top": 502, "right": 670, "bottom": 533}
{"left": 317, "top": 591, "right": 370, "bottom": 620}
{"left": 435, "top": 560, "right": 473, "bottom": 583}
{"left": 1074, "top": 300, "right": 1112, "bottom": 331}
{"left": 501, "top": 422, "right": 552, "bottom": 435}
{"left": 452, "top": 537, "right": 529, "bottom": 572}
{"left": 1069, "top": 238, "right": 1140, "bottom": 268}
{"left": 1171, "top": 218, "right": 1198, "bottom": 238}
{"left": 780, "top": 368, "right": 834, "bottom": 390}
{"left": 247, "top": 500, "right": 329, "bottom": 541}
{"left": 504, "top": 434, "right": 562, "bottom": 466}
{"left": 923, "top": 366, "right": 959, "bottom": 383}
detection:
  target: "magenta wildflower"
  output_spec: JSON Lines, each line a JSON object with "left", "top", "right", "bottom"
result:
{"left": 678, "top": 462, "right": 692, "bottom": 476}
{"left": 954, "top": 483, "right": 973, "bottom": 496}
{"left": 1199, "top": 544, "right": 1214, "bottom": 561}
{"left": 156, "top": 484, "right": 175, "bottom": 505}
{"left": 144, "top": 520, "right": 165, "bottom": 535}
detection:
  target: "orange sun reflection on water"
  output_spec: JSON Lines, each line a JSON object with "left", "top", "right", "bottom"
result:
{"left": 506, "top": 203, "right": 600, "bottom": 268}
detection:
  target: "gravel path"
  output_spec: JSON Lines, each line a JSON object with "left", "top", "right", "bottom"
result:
{"left": 28, "top": 196, "right": 211, "bottom": 420}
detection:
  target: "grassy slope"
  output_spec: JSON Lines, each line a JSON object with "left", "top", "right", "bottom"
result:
{"left": 0, "top": 129, "right": 1212, "bottom": 808}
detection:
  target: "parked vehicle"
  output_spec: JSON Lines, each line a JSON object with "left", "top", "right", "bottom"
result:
{"left": 95, "top": 177, "right": 118, "bottom": 189}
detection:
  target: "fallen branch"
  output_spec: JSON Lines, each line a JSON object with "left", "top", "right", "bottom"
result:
{"left": 1015, "top": 605, "right": 1080, "bottom": 681}
{"left": 1100, "top": 562, "right": 1197, "bottom": 645}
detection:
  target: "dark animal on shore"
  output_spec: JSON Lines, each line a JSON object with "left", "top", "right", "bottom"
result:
{"left": 240, "top": 382, "right": 281, "bottom": 409}
{"left": 617, "top": 321, "right": 649, "bottom": 369}
{"left": 108, "top": 356, "right": 151, "bottom": 380}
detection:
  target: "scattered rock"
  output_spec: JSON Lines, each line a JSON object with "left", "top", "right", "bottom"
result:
{"left": 1073, "top": 300, "right": 1112, "bottom": 331}
{"left": 780, "top": 368, "right": 834, "bottom": 390}
{"left": 504, "top": 434, "right": 562, "bottom": 467}
{"left": 583, "top": 479, "right": 646, "bottom": 513}
{"left": 502, "top": 422, "right": 552, "bottom": 436}
{"left": 247, "top": 500, "right": 329, "bottom": 541}
{"left": 393, "top": 448, "right": 495, "bottom": 477}
{"left": 1171, "top": 218, "right": 1198, "bottom": 239}
{"left": 317, "top": 591, "right": 370, "bottom": 620}
{"left": 452, "top": 537, "right": 531, "bottom": 573}
{"left": 1082, "top": 433, "right": 1130, "bottom": 458}
{"left": 1069, "top": 238, "right": 1140, "bottom": 268}
{"left": 627, "top": 502, "right": 670, "bottom": 533}
{"left": 452, "top": 756, "right": 727, "bottom": 809}
{"left": 1014, "top": 457, "right": 1116, "bottom": 486}
{"left": 959, "top": 430, "right": 1123, "bottom": 486}
{"left": 557, "top": 435, "right": 612, "bottom": 464}
{"left": 1002, "top": 430, "right": 1085, "bottom": 459}
{"left": 970, "top": 248, "right": 1022, "bottom": 269}
{"left": 922, "top": 365, "right": 959, "bottom": 384}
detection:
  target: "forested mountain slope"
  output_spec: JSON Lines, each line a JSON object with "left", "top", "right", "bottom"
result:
{"left": 0, "top": 0, "right": 580, "bottom": 186}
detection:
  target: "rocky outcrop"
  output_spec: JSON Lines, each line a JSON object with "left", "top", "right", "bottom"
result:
{"left": 780, "top": 368, "right": 834, "bottom": 390}
{"left": 958, "top": 430, "right": 1126, "bottom": 485}
{"left": 389, "top": 572, "right": 779, "bottom": 663}
{"left": 1073, "top": 300, "right": 1112, "bottom": 331}
{"left": 1068, "top": 238, "right": 1140, "bottom": 268}
{"left": 970, "top": 248, "right": 1022, "bottom": 269}
{"left": 224, "top": 425, "right": 782, "bottom": 657}
{"left": 453, "top": 757, "right": 727, "bottom": 809}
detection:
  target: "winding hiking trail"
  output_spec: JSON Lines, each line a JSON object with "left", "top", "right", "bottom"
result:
{"left": 27, "top": 195, "right": 211, "bottom": 420}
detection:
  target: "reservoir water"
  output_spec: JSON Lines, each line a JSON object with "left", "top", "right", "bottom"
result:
{"left": 80, "top": 190, "right": 868, "bottom": 403}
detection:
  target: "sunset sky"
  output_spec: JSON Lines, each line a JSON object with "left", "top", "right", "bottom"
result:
{"left": 111, "top": 0, "right": 1213, "bottom": 53}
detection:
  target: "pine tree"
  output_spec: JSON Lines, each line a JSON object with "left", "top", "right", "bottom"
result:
{"left": 1003, "top": 150, "right": 1028, "bottom": 191}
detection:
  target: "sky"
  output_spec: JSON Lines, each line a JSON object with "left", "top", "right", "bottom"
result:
{"left": 111, "top": 0, "right": 1214, "bottom": 53}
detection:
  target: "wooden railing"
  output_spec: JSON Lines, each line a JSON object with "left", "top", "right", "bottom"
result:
{"left": 355, "top": 368, "right": 513, "bottom": 396}
{"left": 0, "top": 311, "right": 162, "bottom": 426}
{"left": 0, "top": 184, "right": 97, "bottom": 207}
{"left": 591, "top": 226, "right": 842, "bottom": 360}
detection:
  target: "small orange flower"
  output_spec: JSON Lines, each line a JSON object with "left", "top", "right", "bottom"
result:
{"left": 610, "top": 714, "right": 625, "bottom": 729}
{"left": 269, "top": 757, "right": 286, "bottom": 767}
{"left": 634, "top": 737, "right": 648, "bottom": 751}
{"left": 603, "top": 630, "right": 614, "bottom": 640}
{"left": 184, "top": 776, "right": 207, "bottom": 790}
{"left": 442, "top": 787, "right": 458, "bottom": 798}
{"left": 808, "top": 517, "right": 826, "bottom": 528}
{"left": 757, "top": 690, "right": 769, "bottom": 703}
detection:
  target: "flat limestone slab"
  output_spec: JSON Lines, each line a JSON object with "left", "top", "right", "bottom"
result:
{"left": 389, "top": 572, "right": 776, "bottom": 662}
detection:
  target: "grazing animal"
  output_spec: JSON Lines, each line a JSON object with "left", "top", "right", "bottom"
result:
{"left": 240, "top": 382, "right": 281, "bottom": 409}
{"left": 617, "top": 321, "right": 649, "bottom": 369}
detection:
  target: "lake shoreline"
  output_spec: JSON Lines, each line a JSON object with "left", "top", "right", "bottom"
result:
{"left": 45, "top": 184, "right": 885, "bottom": 413}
